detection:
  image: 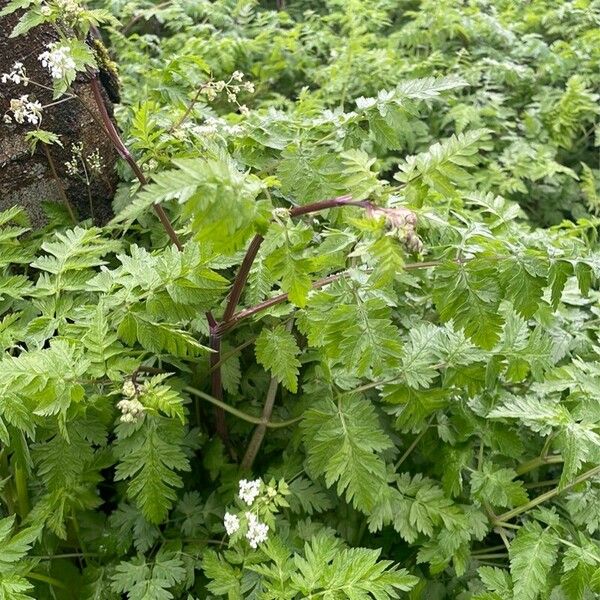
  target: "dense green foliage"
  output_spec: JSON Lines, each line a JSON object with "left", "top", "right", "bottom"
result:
{"left": 0, "top": 0, "right": 599, "bottom": 598}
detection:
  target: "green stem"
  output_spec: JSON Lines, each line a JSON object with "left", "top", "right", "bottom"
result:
{"left": 494, "top": 465, "right": 600, "bottom": 524}
{"left": 524, "top": 479, "right": 559, "bottom": 489}
{"left": 395, "top": 418, "right": 433, "bottom": 469}
{"left": 208, "top": 337, "right": 257, "bottom": 374}
{"left": 472, "top": 545, "right": 507, "bottom": 555}
{"left": 28, "top": 572, "right": 67, "bottom": 590}
{"left": 515, "top": 454, "right": 563, "bottom": 476}
{"left": 184, "top": 387, "right": 301, "bottom": 429}
{"left": 241, "top": 377, "right": 279, "bottom": 471}
{"left": 14, "top": 465, "right": 29, "bottom": 517}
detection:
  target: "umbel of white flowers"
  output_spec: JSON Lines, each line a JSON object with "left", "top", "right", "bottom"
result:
{"left": 222, "top": 479, "right": 270, "bottom": 548}
{"left": 3, "top": 95, "right": 42, "bottom": 125}
{"left": 245, "top": 512, "right": 269, "bottom": 548}
{"left": 238, "top": 478, "right": 261, "bottom": 505}
{"left": 1, "top": 61, "right": 28, "bottom": 85}
{"left": 39, "top": 43, "right": 76, "bottom": 80}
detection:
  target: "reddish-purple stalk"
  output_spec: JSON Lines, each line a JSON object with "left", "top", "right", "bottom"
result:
{"left": 217, "top": 259, "right": 444, "bottom": 336}
{"left": 206, "top": 312, "right": 230, "bottom": 445}
{"left": 218, "top": 272, "right": 343, "bottom": 336}
{"left": 90, "top": 77, "right": 183, "bottom": 250}
{"left": 211, "top": 195, "right": 375, "bottom": 443}
{"left": 222, "top": 234, "right": 264, "bottom": 322}
{"left": 221, "top": 195, "right": 373, "bottom": 322}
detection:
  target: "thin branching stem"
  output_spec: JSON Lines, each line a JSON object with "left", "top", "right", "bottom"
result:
{"left": 208, "top": 336, "right": 257, "bottom": 374}
{"left": 213, "top": 195, "right": 374, "bottom": 443}
{"left": 184, "top": 386, "right": 300, "bottom": 428}
{"left": 515, "top": 454, "right": 563, "bottom": 476}
{"left": 169, "top": 85, "right": 204, "bottom": 133}
{"left": 221, "top": 194, "right": 369, "bottom": 323}
{"left": 494, "top": 464, "right": 600, "bottom": 524}
{"left": 395, "top": 416, "right": 434, "bottom": 469}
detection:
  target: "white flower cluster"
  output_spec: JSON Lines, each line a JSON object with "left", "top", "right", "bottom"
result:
{"left": 3, "top": 95, "right": 42, "bottom": 125}
{"left": 222, "top": 510, "right": 269, "bottom": 548}
{"left": 55, "top": 0, "right": 82, "bottom": 17}
{"left": 223, "top": 478, "right": 275, "bottom": 549}
{"left": 39, "top": 43, "right": 76, "bottom": 80}
{"left": 116, "top": 398, "right": 145, "bottom": 423}
{"left": 223, "top": 512, "right": 240, "bottom": 535}
{"left": 245, "top": 512, "right": 269, "bottom": 548}
{"left": 187, "top": 117, "right": 243, "bottom": 138}
{"left": 1, "top": 62, "right": 28, "bottom": 86}
{"left": 122, "top": 379, "right": 137, "bottom": 398}
{"left": 65, "top": 143, "right": 104, "bottom": 177}
{"left": 197, "top": 71, "right": 254, "bottom": 115}
{"left": 87, "top": 148, "right": 103, "bottom": 173}
{"left": 239, "top": 478, "right": 261, "bottom": 505}
{"left": 117, "top": 379, "right": 144, "bottom": 423}
{"left": 65, "top": 142, "right": 83, "bottom": 175}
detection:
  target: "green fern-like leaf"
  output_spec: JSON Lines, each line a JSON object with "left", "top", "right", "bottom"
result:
{"left": 395, "top": 129, "right": 492, "bottom": 194}
{"left": 290, "top": 532, "right": 418, "bottom": 598}
{"left": 301, "top": 394, "right": 392, "bottom": 512}
{"left": 255, "top": 325, "right": 301, "bottom": 393}
{"left": 509, "top": 521, "right": 559, "bottom": 600}
{"left": 114, "top": 416, "right": 190, "bottom": 524}
{"left": 433, "top": 259, "right": 503, "bottom": 349}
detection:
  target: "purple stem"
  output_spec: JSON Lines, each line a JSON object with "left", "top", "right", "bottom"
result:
{"left": 90, "top": 77, "right": 183, "bottom": 250}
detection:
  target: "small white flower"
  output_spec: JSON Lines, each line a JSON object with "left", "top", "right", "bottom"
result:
{"left": 232, "top": 70, "right": 244, "bottom": 81}
{"left": 245, "top": 512, "right": 269, "bottom": 548}
{"left": 1, "top": 61, "right": 29, "bottom": 86}
{"left": 38, "top": 43, "right": 76, "bottom": 80}
{"left": 238, "top": 479, "right": 261, "bottom": 506}
{"left": 223, "top": 512, "right": 240, "bottom": 535}
{"left": 40, "top": 4, "right": 51, "bottom": 15}
{"left": 87, "top": 148, "right": 103, "bottom": 173}
{"left": 65, "top": 157, "right": 79, "bottom": 176}
{"left": 239, "top": 105, "right": 250, "bottom": 116}
{"left": 6, "top": 95, "right": 42, "bottom": 125}
{"left": 244, "top": 82, "right": 255, "bottom": 93}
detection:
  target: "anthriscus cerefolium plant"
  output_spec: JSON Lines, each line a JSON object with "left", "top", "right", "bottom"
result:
{"left": 0, "top": 0, "right": 599, "bottom": 598}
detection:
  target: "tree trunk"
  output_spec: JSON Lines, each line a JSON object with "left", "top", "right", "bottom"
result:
{"left": 0, "top": 4, "right": 118, "bottom": 225}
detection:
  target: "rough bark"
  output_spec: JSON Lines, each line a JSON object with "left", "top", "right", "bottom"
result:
{"left": 0, "top": 5, "right": 118, "bottom": 225}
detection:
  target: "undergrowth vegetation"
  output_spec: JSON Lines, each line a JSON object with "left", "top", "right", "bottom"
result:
{"left": 0, "top": 0, "right": 599, "bottom": 598}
